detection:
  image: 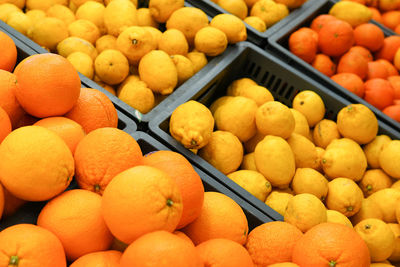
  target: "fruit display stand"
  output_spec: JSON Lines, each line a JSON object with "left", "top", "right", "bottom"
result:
{"left": 186, "top": 0, "right": 323, "bottom": 47}
{"left": 0, "top": 131, "right": 272, "bottom": 231}
{"left": 0, "top": 3, "right": 238, "bottom": 128}
{"left": 149, "top": 41, "right": 400, "bottom": 221}
{"left": 268, "top": 0, "right": 400, "bottom": 133}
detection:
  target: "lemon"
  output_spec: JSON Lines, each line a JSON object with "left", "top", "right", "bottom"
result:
{"left": 75, "top": 1, "right": 106, "bottom": 35}
{"left": 350, "top": 198, "right": 384, "bottom": 226}
{"left": 104, "top": 0, "right": 137, "bottom": 5}
{"left": 217, "top": 0, "right": 248, "bottom": 19}
{"left": 379, "top": 140, "right": 400, "bottom": 179}
{"left": 46, "top": 4, "right": 75, "bottom": 26}
{"left": 290, "top": 108, "right": 309, "bottom": 138}
{"left": 364, "top": 135, "right": 392, "bottom": 169}
{"left": 226, "top": 78, "right": 257, "bottom": 96}
{"left": 187, "top": 51, "right": 208, "bottom": 73}
{"left": 292, "top": 90, "right": 325, "bottom": 127}
{"left": 26, "top": 0, "right": 68, "bottom": 11}
{"left": 149, "top": 0, "right": 184, "bottom": 23}
{"left": 6, "top": 12, "right": 31, "bottom": 36}
{"left": 284, "top": 193, "right": 327, "bottom": 232}
{"left": 116, "top": 26, "right": 157, "bottom": 65}
{"left": 26, "top": 9, "right": 46, "bottom": 25}
{"left": 240, "top": 152, "right": 257, "bottom": 171}
{"left": 28, "top": 17, "right": 68, "bottom": 51}
{"left": 255, "top": 101, "right": 295, "bottom": 139}
{"left": 359, "top": 169, "right": 393, "bottom": 197}
{"left": 0, "top": 3, "right": 21, "bottom": 21}
{"left": 243, "top": 131, "right": 265, "bottom": 153}
{"left": 254, "top": 135, "right": 295, "bottom": 188}
{"left": 368, "top": 188, "right": 400, "bottom": 223}
{"left": 136, "top": 7, "right": 159, "bottom": 28}
{"left": 287, "top": 133, "right": 319, "bottom": 169}
{"left": 312, "top": 119, "right": 341, "bottom": 149}
{"left": 158, "top": 29, "right": 189, "bottom": 56}
{"left": 57, "top": 36, "right": 98, "bottom": 60}
{"left": 68, "top": 19, "right": 100, "bottom": 44}
{"left": 388, "top": 223, "right": 400, "bottom": 262}
{"left": 326, "top": 209, "right": 353, "bottom": 228}
{"left": 117, "top": 79, "right": 155, "bottom": 114}
{"left": 104, "top": 0, "right": 138, "bottom": 37}
{"left": 66, "top": 51, "right": 94, "bottom": 79}
{"left": 138, "top": 50, "right": 178, "bottom": 95}
{"left": 244, "top": 16, "right": 267, "bottom": 32}
{"left": 171, "top": 55, "right": 195, "bottom": 85}
{"left": 265, "top": 190, "right": 293, "bottom": 216}
{"left": 194, "top": 26, "right": 228, "bottom": 57}
{"left": 0, "top": 0, "right": 24, "bottom": 9}
{"left": 291, "top": 168, "right": 328, "bottom": 201}
{"left": 229, "top": 85, "right": 274, "bottom": 107}
{"left": 94, "top": 49, "right": 130, "bottom": 85}
{"left": 95, "top": 34, "right": 117, "bottom": 53}
{"left": 227, "top": 170, "right": 271, "bottom": 202}
{"left": 210, "top": 13, "right": 247, "bottom": 44}
{"left": 329, "top": 1, "right": 372, "bottom": 27}
{"left": 250, "top": 0, "right": 289, "bottom": 28}
{"left": 70, "top": 0, "right": 102, "bottom": 8}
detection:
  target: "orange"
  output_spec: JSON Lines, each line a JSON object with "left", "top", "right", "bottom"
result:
{"left": 382, "top": 11, "right": 400, "bottom": 30}
{"left": 0, "top": 224, "right": 67, "bottom": 267}
{"left": 245, "top": 221, "right": 303, "bottom": 266}
{"left": 331, "top": 73, "right": 365, "bottom": 98}
{"left": 0, "top": 183, "right": 3, "bottom": 220}
{"left": 318, "top": 19, "right": 355, "bottom": 57}
{"left": 383, "top": 105, "right": 400, "bottom": 122}
{"left": 34, "top": 117, "right": 86, "bottom": 154}
{"left": 2, "top": 187, "right": 26, "bottom": 218}
{"left": 364, "top": 78, "right": 395, "bottom": 110}
{"left": 70, "top": 250, "right": 122, "bottom": 267}
{"left": 196, "top": 238, "right": 254, "bottom": 267}
{"left": 74, "top": 127, "right": 142, "bottom": 194}
{"left": 0, "top": 126, "right": 74, "bottom": 201}
{"left": 377, "top": 59, "right": 398, "bottom": 77}
{"left": 182, "top": 191, "right": 248, "bottom": 245}
{"left": 102, "top": 165, "right": 183, "bottom": 244}
{"left": 288, "top": 27, "right": 318, "bottom": 63}
{"left": 65, "top": 87, "right": 118, "bottom": 133}
{"left": 120, "top": 230, "right": 203, "bottom": 267}
{"left": 353, "top": 23, "right": 384, "bottom": 52}
{"left": 0, "top": 69, "right": 24, "bottom": 127}
{"left": 310, "top": 14, "right": 337, "bottom": 34}
{"left": 349, "top": 46, "right": 373, "bottom": 62}
{"left": 142, "top": 150, "right": 204, "bottom": 229}
{"left": 13, "top": 53, "right": 81, "bottom": 118}
{"left": 292, "top": 223, "right": 370, "bottom": 266}
{"left": 375, "top": 36, "right": 400, "bottom": 62}
{"left": 388, "top": 75, "right": 400, "bottom": 99}
{"left": 0, "top": 106, "right": 11, "bottom": 144}
{"left": 369, "top": 7, "right": 383, "bottom": 23}
{"left": 395, "top": 24, "right": 400, "bottom": 35}
{"left": 366, "top": 61, "right": 389, "bottom": 80}
{"left": 37, "top": 189, "right": 114, "bottom": 261}
{"left": 311, "top": 54, "right": 336, "bottom": 77}
{"left": 0, "top": 31, "right": 17, "bottom": 72}
{"left": 337, "top": 51, "right": 368, "bottom": 80}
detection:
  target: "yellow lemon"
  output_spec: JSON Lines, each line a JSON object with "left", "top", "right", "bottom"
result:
{"left": 337, "top": 104, "right": 378, "bottom": 145}
{"left": 210, "top": 13, "right": 247, "bottom": 44}
{"left": 226, "top": 77, "right": 257, "bottom": 95}
{"left": 171, "top": 55, "right": 195, "bottom": 85}
{"left": 287, "top": 133, "right": 319, "bottom": 169}
{"left": 25, "top": 9, "right": 46, "bottom": 25}
{"left": 290, "top": 108, "right": 309, "bottom": 138}
{"left": 70, "top": 0, "right": 103, "bottom": 8}
{"left": 329, "top": 0, "right": 372, "bottom": 27}
{"left": 187, "top": 51, "right": 208, "bottom": 73}
{"left": 312, "top": 119, "right": 341, "bottom": 149}
{"left": 326, "top": 177, "right": 364, "bottom": 217}
{"left": 46, "top": 4, "right": 75, "bottom": 26}
{"left": 315, "top": 146, "right": 325, "bottom": 172}
{"left": 28, "top": 17, "right": 68, "bottom": 51}
{"left": 57, "top": 36, "right": 98, "bottom": 60}
{"left": 284, "top": 193, "right": 327, "bottom": 232}
{"left": 26, "top": 0, "right": 68, "bottom": 11}
{"left": 117, "top": 79, "right": 155, "bottom": 114}
{"left": 136, "top": 7, "right": 159, "bottom": 28}
{"left": 359, "top": 169, "right": 393, "bottom": 197}
{"left": 75, "top": 1, "right": 106, "bottom": 35}
{"left": 66, "top": 51, "right": 94, "bottom": 79}
{"left": 244, "top": 16, "right": 267, "bottom": 32}
{"left": 240, "top": 152, "right": 257, "bottom": 171}
{"left": 368, "top": 188, "right": 400, "bottom": 223}
{"left": 254, "top": 135, "right": 295, "bottom": 188}
{"left": 68, "top": 19, "right": 100, "bottom": 44}
{"left": 138, "top": 50, "right": 178, "bottom": 95}
{"left": 229, "top": 85, "right": 274, "bottom": 107}
{"left": 149, "top": 0, "right": 184, "bottom": 23}
{"left": 227, "top": 170, "right": 271, "bottom": 202}
{"left": 364, "top": 135, "right": 392, "bottom": 169}
{"left": 0, "top": 3, "right": 21, "bottom": 21}
{"left": 104, "top": 0, "right": 137, "bottom": 5}
{"left": 158, "top": 29, "right": 189, "bottom": 56}
{"left": 104, "top": 0, "right": 138, "bottom": 37}
{"left": 265, "top": 190, "right": 293, "bottom": 216}
{"left": 217, "top": 0, "right": 248, "bottom": 20}
{"left": 250, "top": 0, "right": 289, "bottom": 28}
{"left": 6, "top": 11, "right": 31, "bottom": 36}
{"left": 142, "top": 26, "right": 162, "bottom": 48}
{"left": 255, "top": 101, "right": 295, "bottom": 139}
{"left": 94, "top": 49, "right": 130, "bottom": 85}
{"left": 292, "top": 90, "right": 325, "bottom": 127}
{"left": 214, "top": 96, "right": 258, "bottom": 142}
{"left": 116, "top": 26, "right": 157, "bottom": 65}
{"left": 169, "top": 100, "right": 214, "bottom": 149}
{"left": 0, "top": 0, "right": 24, "bottom": 9}
{"left": 95, "top": 34, "right": 117, "bottom": 53}
{"left": 351, "top": 198, "right": 384, "bottom": 226}
{"left": 388, "top": 223, "right": 400, "bottom": 263}
{"left": 326, "top": 209, "right": 353, "bottom": 228}
{"left": 379, "top": 140, "right": 400, "bottom": 179}
{"left": 243, "top": 130, "right": 265, "bottom": 153}
{"left": 194, "top": 26, "right": 228, "bottom": 57}
{"left": 291, "top": 168, "right": 328, "bottom": 201}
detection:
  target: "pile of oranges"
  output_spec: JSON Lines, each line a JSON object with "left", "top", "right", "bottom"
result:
{"left": 288, "top": 7, "right": 400, "bottom": 122}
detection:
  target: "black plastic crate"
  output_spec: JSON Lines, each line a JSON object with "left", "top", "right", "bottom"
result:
{"left": 268, "top": 0, "right": 400, "bottom": 133}
{"left": 148, "top": 41, "right": 400, "bottom": 221}
{"left": 1, "top": 27, "right": 138, "bottom": 133}
{"left": 186, "top": 0, "right": 324, "bottom": 47}
{"left": 0, "top": 131, "right": 272, "bottom": 231}
{"left": 0, "top": 3, "right": 236, "bottom": 128}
